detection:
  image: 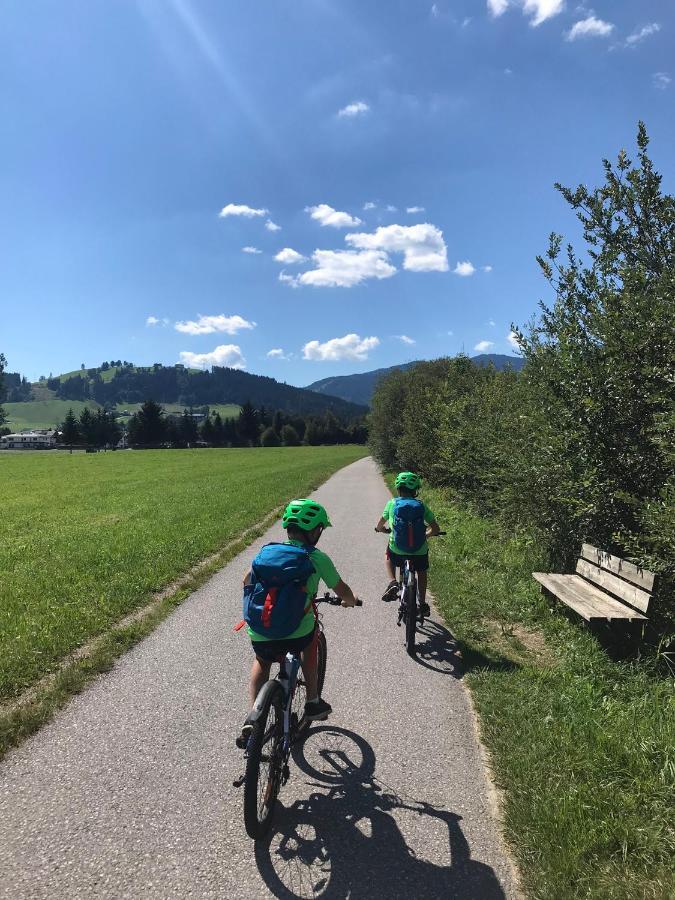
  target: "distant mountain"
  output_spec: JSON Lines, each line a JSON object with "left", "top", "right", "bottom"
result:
{"left": 30, "top": 364, "right": 367, "bottom": 419}
{"left": 305, "top": 355, "right": 525, "bottom": 407}
{"left": 305, "top": 362, "right": 421, "bottom": 407}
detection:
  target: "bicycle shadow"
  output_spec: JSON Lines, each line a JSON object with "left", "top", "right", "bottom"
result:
{"left": 413, "top": 618, "right": 462, "bottom": 677}
{"left": 255, "top": 726, "right": 507, "bottom": 900}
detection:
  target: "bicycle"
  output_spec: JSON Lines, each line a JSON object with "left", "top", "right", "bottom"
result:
{"left": 376, "top": 528, "right": 445, "bottom": 657}
{"left": 238, "top": 593, "right": 361, "bottom": 840}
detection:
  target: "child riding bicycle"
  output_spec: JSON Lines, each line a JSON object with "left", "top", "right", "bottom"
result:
{"left": 375, "top": 471, "right": 440, "bottom": 616}
{"left": 239, "top": 499, "right": 358, "bottom": 744}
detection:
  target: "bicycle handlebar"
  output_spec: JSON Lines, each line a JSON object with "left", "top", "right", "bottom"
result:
{"left": 319, "top": 592, "right": 363, "bottom": 607}
{"left": 374, "top": 528, "right": 446, "bottom": 536}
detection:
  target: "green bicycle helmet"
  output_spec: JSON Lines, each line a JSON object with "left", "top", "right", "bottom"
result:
{"left": 395, "top": 471, "right": 421, "bottom": 491}
{"left": 282, "top": 499, "right": 332, "bottom": 531}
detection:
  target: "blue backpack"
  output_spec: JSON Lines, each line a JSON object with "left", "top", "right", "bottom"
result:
{"left": 243, "top": 543, "right": 316, "bottom": 638}
{"left": 392, "top": 497, "right": 426, "bottom": 553}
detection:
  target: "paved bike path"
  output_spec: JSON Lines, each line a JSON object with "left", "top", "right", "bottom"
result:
{"left": 0, "top": 456, "right": 519, "bottom": 899}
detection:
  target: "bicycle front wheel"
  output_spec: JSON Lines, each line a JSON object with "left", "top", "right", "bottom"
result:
{"left": 317, "top": 629, "right": 328, "bottom": 698}
{"left": 243, "top": 683, "right": 284, "bottom": 840}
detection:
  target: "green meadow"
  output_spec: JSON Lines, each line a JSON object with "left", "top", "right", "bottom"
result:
{"left": 0, "top": 446, "right": 366, "bottom": 702}
{"left": 3, "top": 400, "right": 100, "bottom": 431}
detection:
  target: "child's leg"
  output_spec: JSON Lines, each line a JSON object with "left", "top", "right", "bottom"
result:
{"left": 417, "top": 570, "right": 428, "bottom": 602}
{"left": 249, "top": 656, "right": 272, "bottom": 706}
{"left": 300, "top": 631, "right": 319, "bottom": 700}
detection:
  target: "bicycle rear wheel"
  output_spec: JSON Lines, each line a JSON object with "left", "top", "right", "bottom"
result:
{"left": 404, "top": 572, "right": 417, "bottom": 657}
{"left": 243, "top": 683, "right": 284, "bottom": 840}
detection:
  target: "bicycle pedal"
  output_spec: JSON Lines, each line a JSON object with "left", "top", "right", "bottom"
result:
{"left": 281, "top": 764, "right": 290, "bottom": 785}
{"left": 232, "top": 773, "right": 245, "bottom": 788}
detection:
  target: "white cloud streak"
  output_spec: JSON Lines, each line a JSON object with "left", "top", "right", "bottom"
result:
{"left": 295, "top": 250, "right": 397, "bottom": 288}
{"left": 174, "top": 314, "right": 256, "bottom": 336}
{"left": 625, "top": 23, "right": 660, "bottom": 46}
{"left": 566, "top": 16, "right": 614, "bottom": 41}
{"left": 406, "top": 206, "right": 425, "bottom": 214}
{"left": 267, "top": 348, "right": 290, "bottom": 360}
{"left": 346, "top": 223, "right": 448, "bottom": 272}
{"left": 303, "top": 333, "right": 380, "bottom": 361}
{"left": 338, "top": 101, "right": 370, "bottom": 118}
{"left": 265, "top": 219, "right": 281, "bottom": 232}
{"left": 274, "top": 247, "right": 307, "bottom": 265}
{"left": 507, "top": 331, "right": 521, "bottom": 350}
{"left": 179, "top": 344, "right": 246, "bottom": 370}
{"left": 653, "top": 72, "right": 671, "bottom": 90}
{"left": 306, "top": 204, "right": 363, "bottom": 228}
{"left": 242, "top": 246, "right": 262, "bottom": 254}
{"left": 219, "top": 203, "right": 268, "bottom": 218}
{"left": 146, "top": 316, "right": 160, "bottom": 326}
{"left": 453, "top": 260, "right": 476, "bottom": 276}
{"left": 488, "top": 1, "right": 563, "bottom": 27}
{"left": 397, "top": 335, "right": 416, "bottom": 345}
{"left": 474, "top": 340, "right": 495, "bottom": 352}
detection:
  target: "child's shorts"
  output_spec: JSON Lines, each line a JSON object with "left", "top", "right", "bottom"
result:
{"left": 251, "top": 627, "right": 316, "bottom": 663}
{"left": 386, "top": 547, "right": 430, "bottom": 572}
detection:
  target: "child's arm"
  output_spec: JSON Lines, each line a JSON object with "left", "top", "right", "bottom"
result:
{"left": 333, "top": 579, "right": 358, "bottom": 608}
{"left": 375, "top": 516, "right": 390, "bottom": 532}
{"left": 427, "top": 520, "right": 441, "bottom": 537}
{"left": 243, "top": 570, "right": 252, "bottom": 586}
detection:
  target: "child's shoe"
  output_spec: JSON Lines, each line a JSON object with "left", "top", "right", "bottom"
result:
{"left": 381, "top": 580, "right": 398, "bottom": 602}
{"left": 304, "top": 698, "right": 332, "bottom": 721}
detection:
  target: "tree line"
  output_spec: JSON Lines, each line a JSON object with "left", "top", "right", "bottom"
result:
{"left": 369, "top": 125, "right": 674, "bottom": 636}
{"left": 59, "top": 400, "right": 367, "bottom": 449}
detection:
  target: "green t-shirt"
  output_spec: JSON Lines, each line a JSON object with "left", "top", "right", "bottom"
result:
{"left": 382, "top": 498, "right": 436, "bottom": 556}
{"left": 248, "top": 539, "right": 341, "bottom": 642}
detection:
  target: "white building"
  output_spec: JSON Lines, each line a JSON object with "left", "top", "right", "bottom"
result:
{"left": 0, "top": 431, "right": 57, "bottom": 450}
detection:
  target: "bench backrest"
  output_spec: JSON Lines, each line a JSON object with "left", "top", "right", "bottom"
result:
{"left": 576, "top": 544, "right": 655, "bottom": 614}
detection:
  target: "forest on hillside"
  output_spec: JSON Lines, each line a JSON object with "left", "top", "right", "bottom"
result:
{"left": 369, "top": 125, "right": 675, "bottom": 638}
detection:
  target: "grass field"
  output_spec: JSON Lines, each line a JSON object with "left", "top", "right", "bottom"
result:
{"left": 422, "top": 488, "right": 675, "bottom": 900}
{"left": 3, "top": 400, "right": 100, "bottom": 431}
{"left": 0, "top": 446, "right": 366, "bottom": 703}
{"left": 113, "top": 402, "right": 240, "bottom": 419}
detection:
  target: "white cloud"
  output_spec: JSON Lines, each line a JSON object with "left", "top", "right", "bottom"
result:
{"left": 307, "top": 204, "right": 363, "bottom": 228}
{"left": 265, "top": 219, "right": 281, "bottom": 232}
{"left": 278, "top": 271, "right": 300, "bottom": 288}
{"left": 338, "top": 101, "right": 370, "bottom": 118}
{"left": 242, "top": 246, "right": 261, "bottom": 254}
{"left": 653, "top": 72, "right": 671, "bottom": 90}
{"left": 219, "top": 203, "right": 268, "bottom": 219}
{"left": 406, "top": 206, "right": 426, "bottom": 214}
{"left": 474, "top": 340, "right": 495, "bottom": 352}
{"left": 146, "top": 316, "right": 160, "bottom": 326}
{"left": 487, "top": 0, "right": 509, "bottom": 16}
{"left": 396, "top": 335, "right": 416, "bottom": 345}
{"left": 267, "top": 348, "right": 290, "bottom": 360}
{"left": 179, "top": 344, "right": 246, "bottom": 370}
{"left": 566, "top": 16, "right": 614, "bottom": 41}
{"left": 453, "top": 260, "right": 476, "bottom": 277}
{"left": 483, "top": 265, "right": 493, "bottom": 273}
{"left": 488, "top": 319, "right": 496, "bottom": 327}
{"left": 488, "top": 1, "right": 563, "bottom": 27}
{"left": 174, "top": 314, "right": 256, "bottom": 336}
{"left": 385, "top": 204, "right": 398, "bottom": 213}
{"left": 346, "top": 223, "right": 448, "bottom": 272}
{"left": 296, "top": 249, "right": 397, "bottom": 288}
{"left": 625, "top": 23, "right": 660, "bottom": 46}
{"left": 507, "top": 330, "right": 521, "bottom": 350}
{"left": 363, "top": 201, "right": 377, "bottom": 211}
{"left": 274, "top": 247, "right": 307, "bottom": 265}
{"left": 431, "top": 3, "right": 440, "bottom": 17}
{"left": 303, "top": 333, "right": 380, "bottom": 362}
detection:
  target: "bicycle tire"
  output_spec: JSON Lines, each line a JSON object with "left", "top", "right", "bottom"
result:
{"left": 405, "top": 573, "right": 417, "bottom": 657}
{"left": 317, "top": 629, "right": 327, "bottom": 698}
{"left": 243, "top": 682, "right": 284, "bottom": 840}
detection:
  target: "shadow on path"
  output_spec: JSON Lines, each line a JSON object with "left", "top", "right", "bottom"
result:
{"left": 413, "top": 618, "right": 463, "bottom": 677}
{"left": 254, "top": 726, "right": 507, "bottom": 900}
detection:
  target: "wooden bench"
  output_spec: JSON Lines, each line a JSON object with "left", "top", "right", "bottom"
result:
{"left": 533, "top": 544, "right": 655, "bottom": 623}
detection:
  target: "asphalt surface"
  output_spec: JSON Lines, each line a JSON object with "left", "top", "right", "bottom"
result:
{"left": 0, "top": 456, "right": 519, "bottom": 899}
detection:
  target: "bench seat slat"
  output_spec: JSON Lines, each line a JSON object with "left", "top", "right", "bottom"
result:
{"left": 575, "top": 559, "right": 652, "bottom": 613}
{"left": 581, "top": 544, "right": 655, "bottom": 592}
{"left": 533, "top": 573, "right": 647, "bottom": 622}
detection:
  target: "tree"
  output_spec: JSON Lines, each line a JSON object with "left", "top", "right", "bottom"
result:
{"left": 280, "top": 424, "right": 300, "bottom": 446}
{"left": 62, "top": 408, "right": 80, "bottom": 452}
{"left": 201, "top": 415, "right": 215, "bottom": 446}
{"left": 0, "top": 353, "right": 6, "bottom": 427}
{"left": 179, "top": 410, "right": 199, "bottom": 446}
{"left": 237, "top": 400, "right": 259, "bottom": 446}
{"left": 127, "top": 399, "right": 166, "bottom": 447}
{"left": 78, "top": 407, "right": 96, "bottom": 447}
{"left": 260, "top": 426, "right": 281, "bottom": 447}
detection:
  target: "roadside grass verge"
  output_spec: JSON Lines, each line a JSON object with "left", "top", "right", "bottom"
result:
{"left": 422, "top": 487, "right": 675, "bottom": 900}
{"left": 0, "top": 446, "right": 366, "bottom": 712}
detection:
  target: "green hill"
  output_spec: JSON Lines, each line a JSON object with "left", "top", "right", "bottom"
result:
{"left": 3, "top": 400, "right": 100, "bottom": 432}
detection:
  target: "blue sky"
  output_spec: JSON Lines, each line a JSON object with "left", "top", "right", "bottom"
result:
{"left": 2, "top": 1, "right": 673, "bottom": 384}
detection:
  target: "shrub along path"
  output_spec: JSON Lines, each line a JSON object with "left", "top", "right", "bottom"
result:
{"left": 0, "top": 457, "right": 518, "bottom": 899}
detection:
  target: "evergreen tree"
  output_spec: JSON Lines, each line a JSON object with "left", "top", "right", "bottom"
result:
{"left": 201, "top": 415, "right": 215, "bottom": 445}
{"left": 179, "top": 410, "right": 199, "bottom": 446}
{"left": 62, "top": 408, "right": 80, "bottom": 451}
{"left": 0, "top": 353, "right": 6, "bottom": 427}
{"left": 127, "top": 399, "right": 166, "bottom": 447}
{"left": 78, "top": 408, "right": 96, "bottom": 447}
{"left": 237, "top": 400, "right": 259, "bottom": 446}
{"left": 280, "top": 424, "right": 300, "bottom": 446}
